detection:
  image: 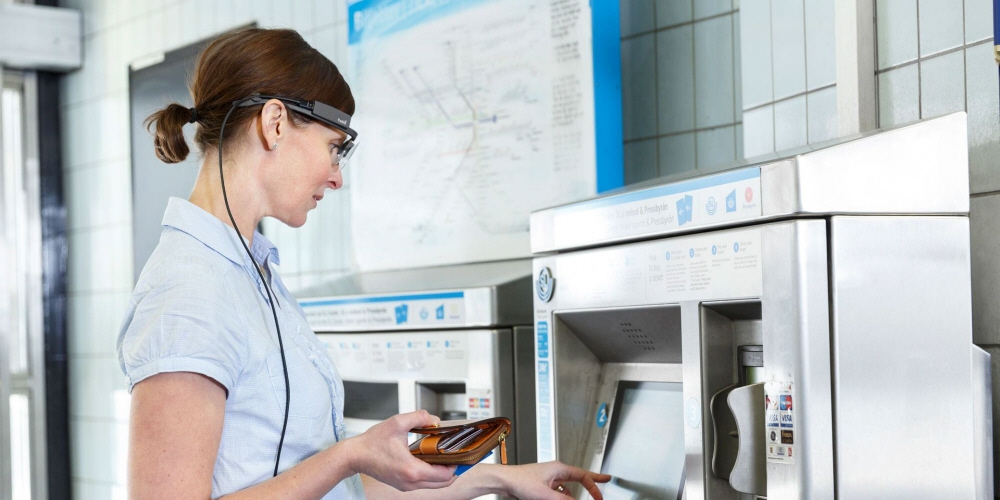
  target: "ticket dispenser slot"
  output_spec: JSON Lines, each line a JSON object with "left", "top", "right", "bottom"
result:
{"left": 343, "top": 381, "right": 400, "bottom": 438}
{"left": 700, "top": 300, "right": 764, "bottom": 499}
{"left": 343, "top": 381, "right": 400, "bottom": 421}
{"left": 416, "top": 383, "right": 467, "bottom": 420}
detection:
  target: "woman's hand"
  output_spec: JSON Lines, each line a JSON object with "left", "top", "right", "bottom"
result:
{"left": 496, "top": 461, "right": 612, "bottom": 500}
{"left": 344, "top": 410, "right": 458, "bottom": 491}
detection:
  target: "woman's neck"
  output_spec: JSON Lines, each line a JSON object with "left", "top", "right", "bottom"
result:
{"left": 189, "top": 153, "right": 264, "bottom": 246}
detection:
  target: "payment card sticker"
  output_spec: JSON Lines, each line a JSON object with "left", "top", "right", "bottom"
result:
{"left": 765, "top": 381, "right": 795, "bottom": 464}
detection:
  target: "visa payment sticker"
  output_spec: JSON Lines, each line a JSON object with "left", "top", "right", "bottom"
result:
{"left": 765, "top": 381, "right": 795, "bottom": 464}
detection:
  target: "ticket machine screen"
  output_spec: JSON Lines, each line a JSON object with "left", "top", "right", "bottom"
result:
{"left": 599, "top": 381, "right": 685, "bottom": 500}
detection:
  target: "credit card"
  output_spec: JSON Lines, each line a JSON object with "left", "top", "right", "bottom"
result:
{"left": 455, "top": 451, "right": 492, "bottom": 476}
{"left": 438, "top": 427, "right": 479, "bottom": 450}
{"left": 444, "top": 428, "right": 485, "bottom": 452}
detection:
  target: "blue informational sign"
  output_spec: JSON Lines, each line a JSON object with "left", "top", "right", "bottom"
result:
{"left": 538, "top": 360, "right": 550, "bottom": 401}
{"left": 537, "top": 321, "right": 549, "bottom": 359}
{"left": 677, "top": 195, "right": 694, "bottom": 226}
{"left": 596, "top": 402, "right": 608, "bottom": 428}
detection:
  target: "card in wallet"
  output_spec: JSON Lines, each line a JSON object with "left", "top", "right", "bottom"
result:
{"left": 409, "top": 417, "right": 511, "bottom": 466}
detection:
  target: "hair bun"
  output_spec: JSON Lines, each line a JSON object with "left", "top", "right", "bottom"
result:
{"left": 144, "top": 102, "right": 191, "bottom": 163}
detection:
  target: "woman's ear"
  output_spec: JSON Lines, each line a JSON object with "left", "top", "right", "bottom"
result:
{"left": 260, "top": 99, "right": 287, "bottom": 150}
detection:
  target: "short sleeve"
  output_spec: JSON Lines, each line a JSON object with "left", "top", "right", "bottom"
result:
{"left": 117, "top": 264, "right": 249, "bottom": 394}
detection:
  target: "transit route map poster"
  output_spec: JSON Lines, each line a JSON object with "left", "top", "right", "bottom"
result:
{"left": 347, "top": 0, "right": 596, "bottom": 270}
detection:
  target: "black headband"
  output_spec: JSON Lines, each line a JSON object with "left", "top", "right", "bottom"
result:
{"left": 188, "top": 107, "right": 198, "bottom": 124}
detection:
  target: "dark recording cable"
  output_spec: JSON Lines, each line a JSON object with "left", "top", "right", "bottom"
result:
{"left": 218, "top": 99, "right": 291, "bottom": 477}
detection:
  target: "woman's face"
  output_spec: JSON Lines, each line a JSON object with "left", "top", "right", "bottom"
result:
{"left": 266, "top": 119, "right": 346, "bottom": 228}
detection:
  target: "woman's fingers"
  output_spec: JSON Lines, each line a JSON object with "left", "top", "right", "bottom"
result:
{"left": 554, "top": 465, "right": 611, "bottom": 500}
{"left": 578, "top": 474, "right": 603, "bottom": 500}
{"left": 415, "top": 463, "right": 458, "bottom": 484}
{"left": 394, "top": 409, "right": 440, "bottom": 432}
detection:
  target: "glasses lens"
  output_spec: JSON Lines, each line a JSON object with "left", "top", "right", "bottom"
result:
{"left": 338, "top": 141, "right": 358, "bottom": 171}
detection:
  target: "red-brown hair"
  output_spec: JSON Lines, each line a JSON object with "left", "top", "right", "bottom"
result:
{"left": 145, "top": 27, "right": 355, "bottom": 164}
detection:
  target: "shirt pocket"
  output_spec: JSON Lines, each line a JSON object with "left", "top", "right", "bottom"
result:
{"left": 265, "top": 344, "right": 332, "bottom": 420}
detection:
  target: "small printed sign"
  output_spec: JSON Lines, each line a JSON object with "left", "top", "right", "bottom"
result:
{"left": 467, "top": 388, "right": 494, "bottom": 419}
{"left": 765, "top": 381, "right": 795, "bottom": 464}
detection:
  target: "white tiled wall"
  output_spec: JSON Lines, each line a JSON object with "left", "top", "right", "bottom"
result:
{"left": 738, "top": 0, "right": 837, "bottom": 158}
{"left": 620, "top": 0, "right": 743, "bottom": 185}
{"left": 875, "top": 0, "right": 1000, "bottom": 194}
{"left": 57, "top": 0, "right": 351, "bottom": 497}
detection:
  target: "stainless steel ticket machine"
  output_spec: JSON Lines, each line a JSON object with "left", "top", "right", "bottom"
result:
{"left": 296, "top": 260, "right": 537, "bottom": 469}
{"left": 529, "top": 113, "right": 992, "bottom": 499}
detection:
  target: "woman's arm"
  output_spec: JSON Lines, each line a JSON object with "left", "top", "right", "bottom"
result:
{"left": 129, "top": 372, "right": 231, "bottom": 499}
{"left": 361, "top": 462, "right": 611, "bottom": 500}
{"left": 129, "top": 373, "right": 456, "bottom": 500}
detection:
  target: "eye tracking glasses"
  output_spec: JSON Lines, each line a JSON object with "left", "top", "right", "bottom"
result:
{"left": 235, "top": 93, "right": 360, "bottom": 169}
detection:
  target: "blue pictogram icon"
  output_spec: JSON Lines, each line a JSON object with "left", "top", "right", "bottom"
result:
{"left": 419, "top": 307, "right": 429, "bottom": 320}
{"left": 596, "top": 403, "right": 608, "bottom": 428}
{"left": 689, "top": 248, "right": 695, "bottom": 258}
{"left": 395, "top": 304, "right": 408, "bottom": 324}
{"left": 712, "top": 245, "right": 717, "bottom": 255}
{"left": 726, "top": 189, "right": 737, "bottom": 213}
{"left": 436, "top": 304, "right": 445, "bottom": 320}
{"left": 706, "top": 197, "right": 717, "bottom": 215}
{"left": 677, "top": 195, "right": 694, "bottom": 226}
{"left": 665, "top": 252, "right": 671, "bottom": 261}
{"left": 734, "top": 242, "right": 740, "bottom": 253}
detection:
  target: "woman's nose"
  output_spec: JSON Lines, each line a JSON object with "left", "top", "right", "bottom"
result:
{"left": 328, "top": 167, "right": 343, "bottom": 190}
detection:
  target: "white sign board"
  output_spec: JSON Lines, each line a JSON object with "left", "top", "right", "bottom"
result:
{"left": 347, "top": 0, "right": 596, "bottom": 270}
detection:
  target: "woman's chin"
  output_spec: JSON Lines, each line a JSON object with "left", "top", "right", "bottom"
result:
{"left": 284, "top": 213, "right": 308, "bottom": 229}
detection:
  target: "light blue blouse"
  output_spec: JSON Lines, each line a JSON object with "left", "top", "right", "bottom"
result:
{"left": 117, "top": 197, "right": 365, "bottom": 499}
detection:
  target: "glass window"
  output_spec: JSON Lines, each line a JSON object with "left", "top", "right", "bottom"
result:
{"left": 10, "top": 393, "right": 31, "bottom": 500}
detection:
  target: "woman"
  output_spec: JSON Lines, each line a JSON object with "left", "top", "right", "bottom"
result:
{"left": 117, "top": 27, "right": 609, "bottom": 500}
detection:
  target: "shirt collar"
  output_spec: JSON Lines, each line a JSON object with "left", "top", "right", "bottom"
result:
{"left": 162, "top": 197, "right": 281, "bottom": 268}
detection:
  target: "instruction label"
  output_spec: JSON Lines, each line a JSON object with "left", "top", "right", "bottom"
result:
{"left": 765, "top": 381, "right": 795, "bottom": 464}
{"left": 300, "top": 291, "right": 465, "bottom": 331}
{"left": 319, "top": 334, "right": 468, "bottom": 380}
{"left": 555, "top": 228, "right": 763, "bottom": 307}
{"left": 548, "top": 167, "right": 761, "bottom": 250}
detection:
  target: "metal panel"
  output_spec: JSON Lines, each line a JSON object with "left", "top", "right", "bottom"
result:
{"left": 698, "top": 305, "right": 740, "bottom": 500}
{"left": 530, "top": 113, "right": 968, "bottom": 253}
{"left": 829, "top": 216, "right": 976, "bottom": 498}
{"left": 512, "top": 326, "right": 537, "bottom": 464}
{"left": 973, "top": 346, "right": 994, "bottom": 500}
{"left": 970, "top": 194, "right": 1000, "bottom": 345}
{"left": 681, "top": 301, "right": 708, "bottom": 500}
{"left": 760, "top": 220, "right": 834, "bottom": 500}
{"left": 557, "top": 306, "right": 683, "bottom": 364}
{"left": 0, "top": 4, "right": 81, "bottom": 72}
{"left": 787, "top": 112, "right": 967, "bottom": 215}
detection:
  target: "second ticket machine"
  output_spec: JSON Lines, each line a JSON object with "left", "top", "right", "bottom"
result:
{"left": 297, "top": 260, "right": 537, "bottom": 470}
{"left": 529, "top": 113, "right": 992, "bottom": 499}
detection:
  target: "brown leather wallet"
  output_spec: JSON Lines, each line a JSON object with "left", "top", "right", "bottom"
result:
{"left": 408, "top": 417, "right": 511, "bottom": 465}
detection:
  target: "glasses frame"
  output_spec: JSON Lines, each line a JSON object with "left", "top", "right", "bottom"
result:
{"left": 234, "top": 93, "right": 359, "bottom": 169}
